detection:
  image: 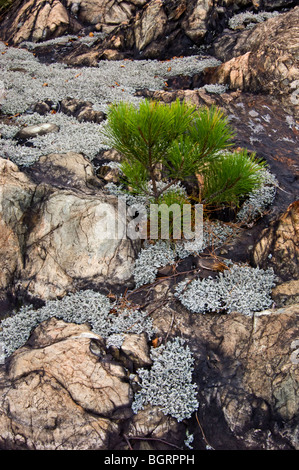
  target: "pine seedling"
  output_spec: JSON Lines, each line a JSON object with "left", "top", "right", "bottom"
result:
{"left": 104, "top": 99, "right": 266, "bottom": 211}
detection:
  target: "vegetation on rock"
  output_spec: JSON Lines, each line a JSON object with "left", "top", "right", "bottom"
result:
{"left": 103, "top": 99, "right": 266, "bottom": 207}
{"left": 132, "top": 337, "right": 198, "bottom": 422}
{"left": 175, "top": 263, "right": 276, "bottom": 316}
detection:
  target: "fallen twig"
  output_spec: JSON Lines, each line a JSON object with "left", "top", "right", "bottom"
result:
{"left": 195, "top": 412, "right": 215, "bottom": 450}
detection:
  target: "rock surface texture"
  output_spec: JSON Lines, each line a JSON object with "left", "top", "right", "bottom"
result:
{"left": 253, "top": 200, "right": 299, "bottom": 307}
{"left": 0, "top": 153, "right": 139, "bottom": 302}
{"left": 1, "top": 1, "right": 295, "bottom": 117}
{"left": 0, "top": 0, "right": 74, "bottom": 44}
{"left": 205, "top": 6, "right": 299, "bottom": 118}
{"left": 1, "top": 1, "right": 296, "bottom": 59}
{"left": 0, "top": 318, "right": 134, "bottom": 450}
{"left": 0, "top": 303, "right": 298, "bottom": 450}
{"left": 0, "top": 0, "right": 298, "bottom": 453}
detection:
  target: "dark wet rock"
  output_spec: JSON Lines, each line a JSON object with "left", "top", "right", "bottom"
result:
{"left": 0, "top": 0, "right": 298, "bottom": 453}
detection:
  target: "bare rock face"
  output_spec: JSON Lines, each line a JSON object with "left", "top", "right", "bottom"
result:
{"left": 205, "top": 7, "right": 299, "bottom": 117}
{"left": 253, "top": 200, "right": 299, "bottom": 307}
{"left": 0, "top": 159, "right": 36, "bottom": 306}
{"left": 0, "top": 0, "right": 74, "bottom": 44}
{"left": 182, "top": 0, "right": 214, "bottom": 44}
{"left": 0, "top": 154, "right": 139, "bottom": 302}
{"left": 60, "top": 97, "right": 106, "bottom": 124}
{"left": 3, "top": 0, "right": 290, "bottom": 60}
{"left": 0, "top": 318, "right": 134, "bottom": 450}
{"left": 0, "top": 302, "right": 298, "bottom": 450}
{"left": 134, "top": 0, "right": 167, "bottom": 52}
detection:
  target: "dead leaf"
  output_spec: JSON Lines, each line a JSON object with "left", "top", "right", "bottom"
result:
{"left": 152, "top": 337, "right": 160, "bottom": 348}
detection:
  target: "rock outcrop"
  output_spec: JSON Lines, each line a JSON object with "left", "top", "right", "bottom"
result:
{"left": 0, "top": 0, "right": 75, "bottom": 44}
{"left": 253, "top": 200, "right": 299, "bottom": 307}
{"left": 0, "top": 318, "right": 137, "bottom": 450}
{"left": 0, "top": 0, "right": 298, "bottom": 453}
{"left": 0, "top": 302, "right": 298, "bottom": 450}
{"left": 0, "top": 153, "right": 139, "bottom": 303}
{"left": 1, "top": 1, "right": 296, "bottom": 60}
{"left": 205, "top": 7, "right": 299, "bottom": 117}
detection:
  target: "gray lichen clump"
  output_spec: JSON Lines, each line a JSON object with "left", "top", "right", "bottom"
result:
{"left": 133, "top": 221, "right": 239, "bottom": 288}
{"left": 228, "top": 11, "right": 280, "bottom": 30}
{"left": 0, "top": 290, "right": 155, "bottom": 358}
{"left": 237, "top": 169, "right": 278, "bottom": 225}
{"left": 0, "top": 42, "right": 220, "bottom": 167}
{"left": 133, "top": 241, "right": 177, "bottom": 288}
{"left": 132, "top": 337, "right": 198, "bottom": 422}
{"left": 175, "top": 264, "right": 276, "bottom": 316}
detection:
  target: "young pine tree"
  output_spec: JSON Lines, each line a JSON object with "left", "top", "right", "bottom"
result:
{"left": 103, "top": 99, "right": 264, "bottom": 207}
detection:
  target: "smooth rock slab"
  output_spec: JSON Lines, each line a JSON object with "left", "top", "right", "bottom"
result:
{"left": 18, "top": 189, "right": 137, "bottom": 299}
{"left": 15, "top": 123, "right": 60, "bottom": 140}
{"left": 0, "top": 318, "right": 133, "bottom": 450}
{"left": 0, "top": 154, "right": 139, "bottom": 301}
